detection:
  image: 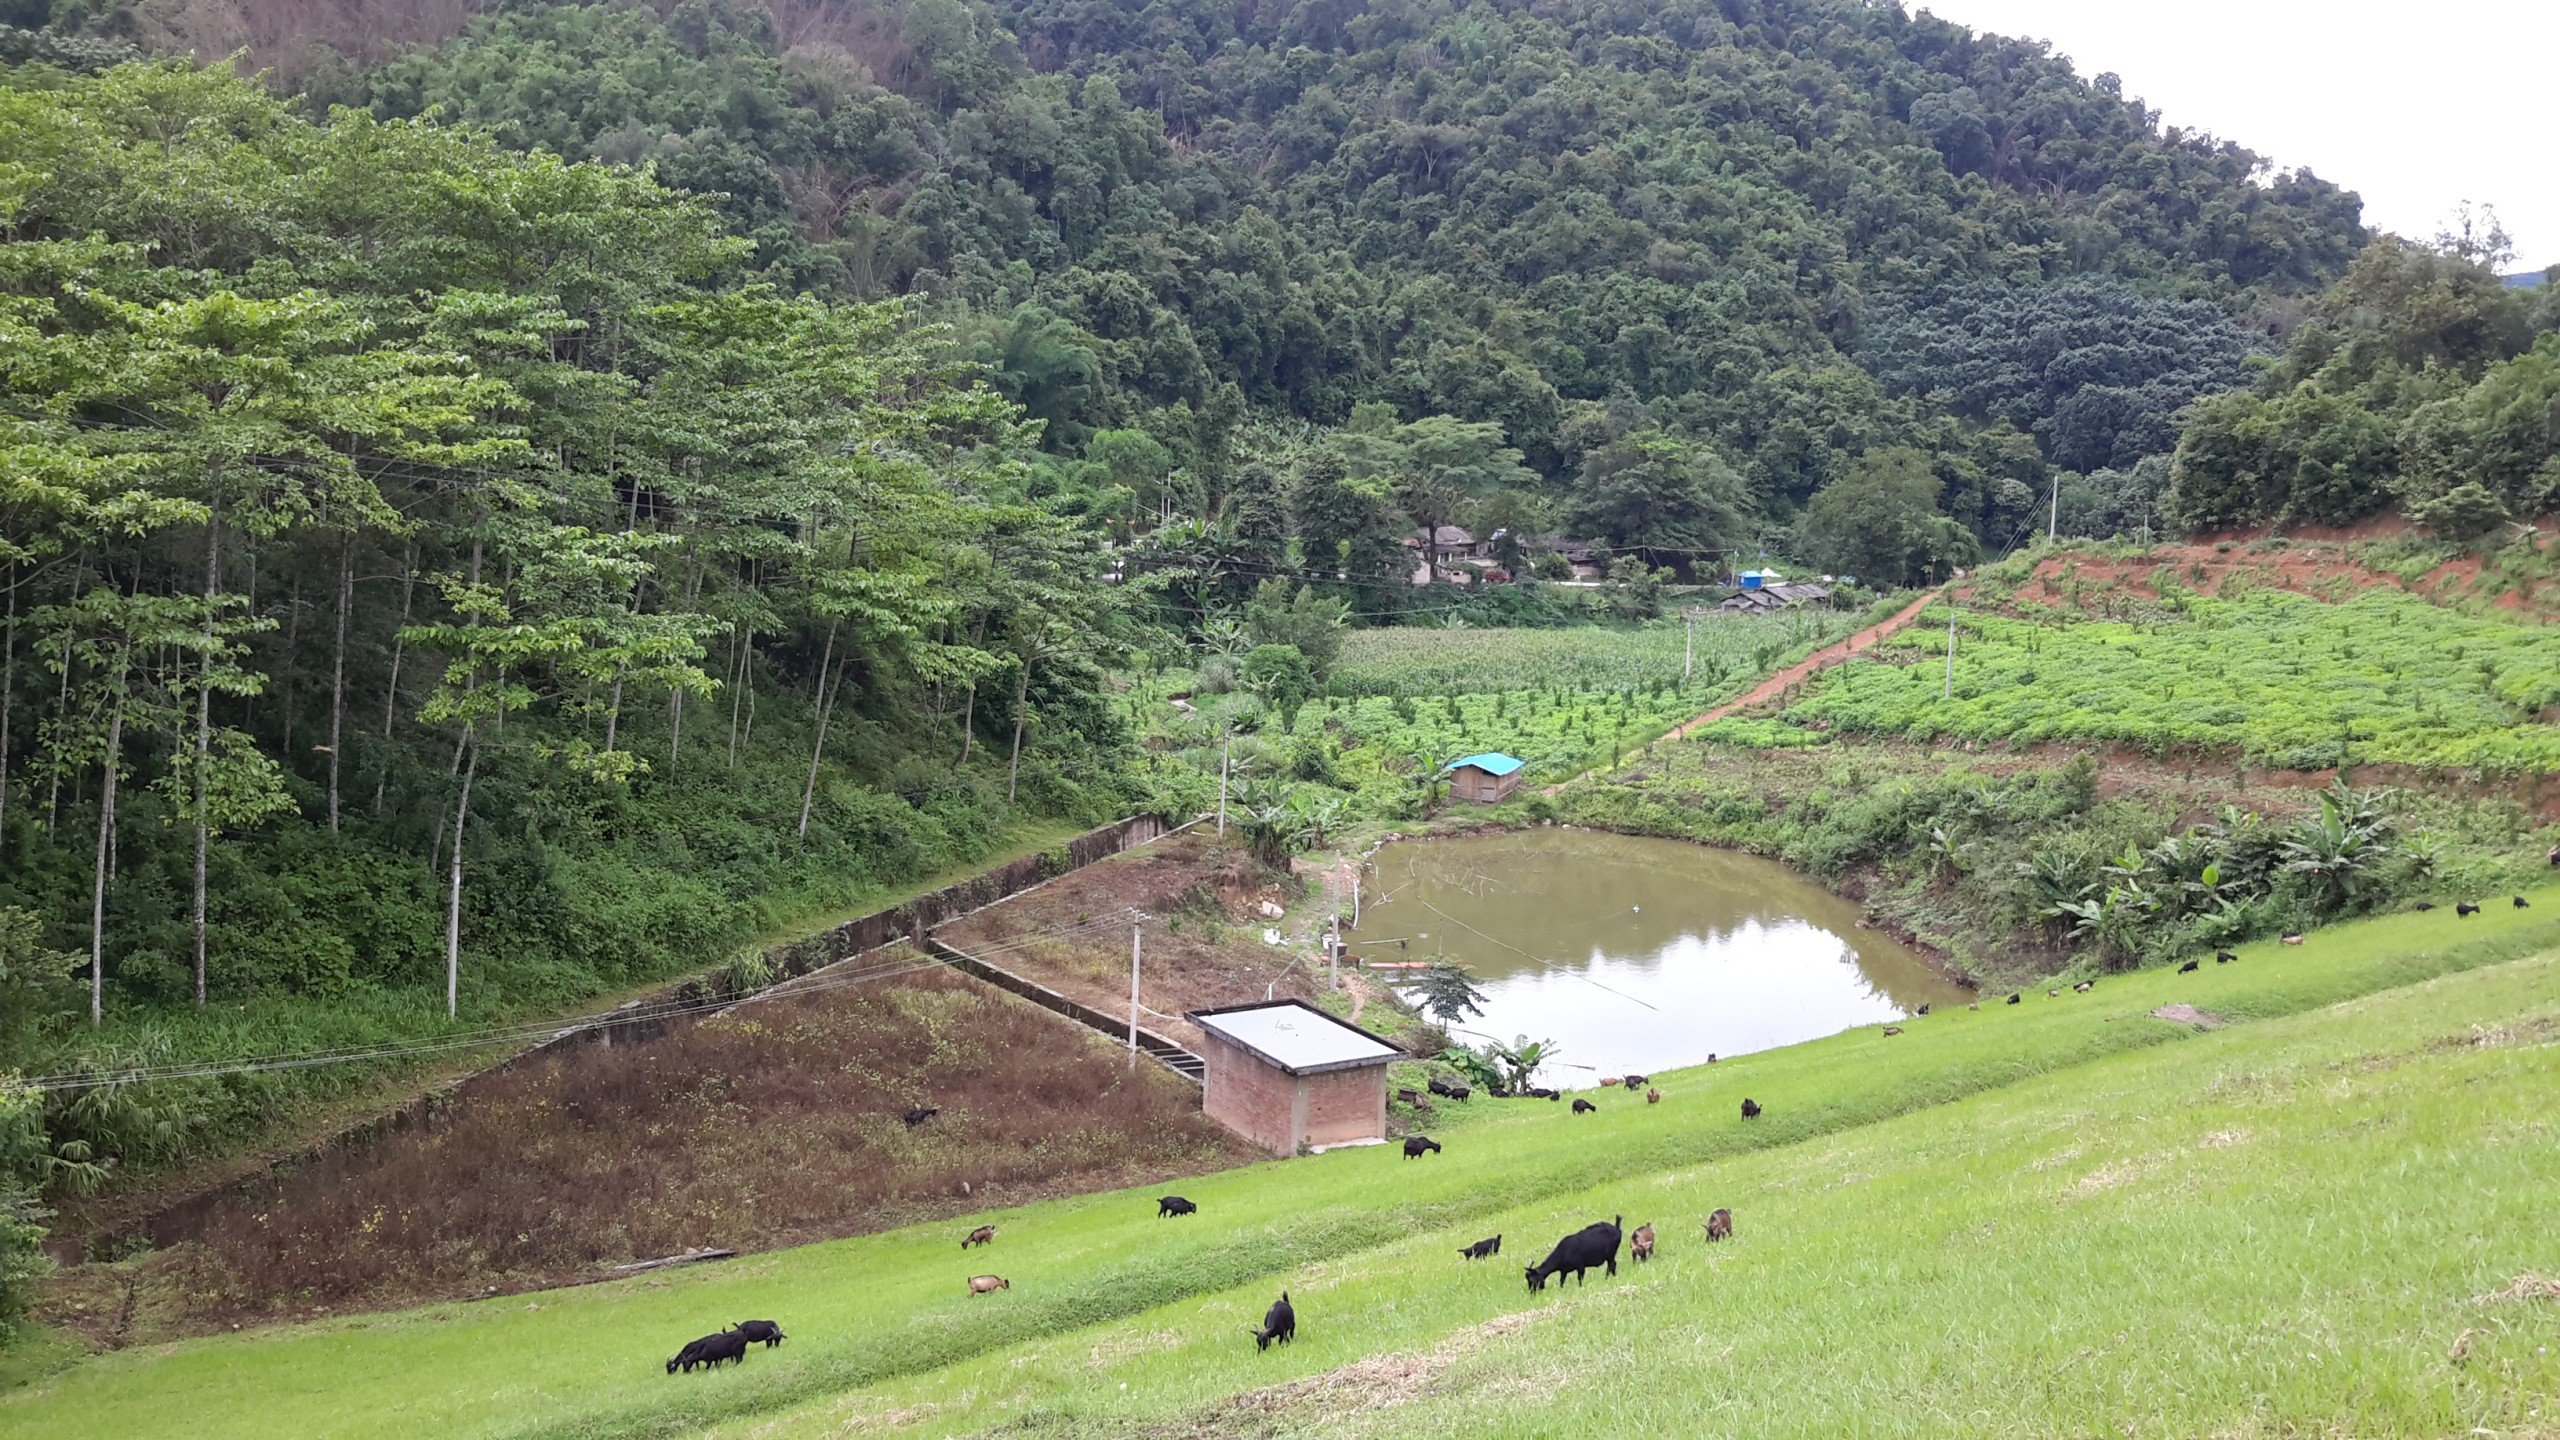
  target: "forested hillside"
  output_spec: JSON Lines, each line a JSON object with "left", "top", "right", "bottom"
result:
{"left": 0, "top": 60, "right": 1146, "bottom": 1236}
{"left": 18, "top": 0, "right": 2377, "bottom": 565}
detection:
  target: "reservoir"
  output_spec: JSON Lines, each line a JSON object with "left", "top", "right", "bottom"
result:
{"left": 1344, "top": 829, "right": 1969, "bottom": 1085}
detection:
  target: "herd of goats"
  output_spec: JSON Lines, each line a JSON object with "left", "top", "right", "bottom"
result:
{"left": 662, "top": 1080, "right": 1767, "bottom": 1376}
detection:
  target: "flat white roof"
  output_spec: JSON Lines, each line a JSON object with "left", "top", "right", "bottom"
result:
{"left": 1189, "top": 1001, "right": 1402, "bottom": 1075}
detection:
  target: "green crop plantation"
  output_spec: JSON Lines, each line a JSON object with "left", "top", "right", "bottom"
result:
{"left": 8, "top": 892, "right": 2554, "bottom": 1440}
{"left": 1330, "top": 613, "right": 1854, "bottom": 696}
{"left": 1784, "top": 590, "right": 2560, "bottom": 774}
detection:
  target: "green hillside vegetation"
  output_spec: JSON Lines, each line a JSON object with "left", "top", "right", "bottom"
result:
{"left": 0, "top": 61, "right": 1138, "bottom": 1247}
{"left": 9, "top": 0, "right": 2392, "bottom": 573}
{"left": 1789, "top": 590, "right": 2560, "bottom": 775}
{"left": 3, "top": 891, "right": 2551, "bottom": 1438}
{"left": 1327, "top": 612, "right": 1844, "bottom": 696}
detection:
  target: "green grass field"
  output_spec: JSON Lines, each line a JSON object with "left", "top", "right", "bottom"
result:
{"left": 1329, "top": 613, "right": 1853, "bottom": 697}
{"left": 8, "top": 891, "right": 2556, "bottom": 1439}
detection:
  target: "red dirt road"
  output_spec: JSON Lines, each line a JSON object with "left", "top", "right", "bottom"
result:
{"left": 1665, "top": 589, "right": 1939, "bottom": 738}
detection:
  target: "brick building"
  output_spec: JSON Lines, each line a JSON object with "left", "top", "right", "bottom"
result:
{"left": 1186, "top": 1000, "right": 1403, "bottom": 1156}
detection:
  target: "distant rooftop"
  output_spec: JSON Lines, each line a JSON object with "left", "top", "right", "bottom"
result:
{"left": 1187, "top": 1001, "right": 1403, "bottom": 1075}
{"left": 1448, "top": 752, "right": 1525, "bottom": 777}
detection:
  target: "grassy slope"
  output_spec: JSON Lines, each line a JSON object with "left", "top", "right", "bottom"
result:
{"left": 4, "top": 889, "right": 2554, "bottom": 1438}
{"left": 764, "top": 937, "right": 2560, "bottom": 1440}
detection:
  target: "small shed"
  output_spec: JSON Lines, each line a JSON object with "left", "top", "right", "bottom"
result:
{"left": 1446, "top": 752, "right": 1526, "bottom": 803}
{"left": 1187, "top": 1000, "right": 1404, "bottom": 1156}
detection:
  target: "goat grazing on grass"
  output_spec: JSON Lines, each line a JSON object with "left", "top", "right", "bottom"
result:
{"left": 961, "top": 1225, "right": 996, "bottom": 1249}
{"left": 1572, "top": 1098, "right": 1598, "bottom": 1114}
{"left": 667, "top": 1330, "right": 749, "bottom": 1374}
{"left": 2178, "top": 959, "right": 2199, "bottom": 974}
{"left": 1459, "top": 1235, "right": 1502, "bottom": 1260}
{"left": 1646, "top": 1087, "right": 1661, "bottom": 1105}
{"left": 1526, "top": 1217, "right": 1622, "bottom": 1293}
{"left": 968, "top": 1274, "right": 1010, "bottom": 1294}
{"left": 734, "top": 1320, "right": 786, "bottom": 1348}
{"left": 2216, "top": 950, "right": 2237, "bottom": 964}
{"left": 1740, "top": 1098, "right": 1762, "bottom": 1119}
{"left": 1427, "top": 1076, "right": 1472, "bottom": 1101}
{"left": 1403, "top": 1135, "right": 1442, "bottom": 1158}
{"left": 1254, "top": 1292, "right": 1296, "bottom": 1350}
{"left": 1630, "top": 1222, "right": 1656, "bottom": 1262}
{"left": 1705, "top": 1208, "right": 1734, "bottom": 1242}
{"left": 1157, "top": 1195, "right": 1197, "bottom": 1217}
{"left": 2457, "top": 901, "right": 2481, "bottom": 917}
{"left": 902, "top": 1105, "right": 940, "bottom": 1128}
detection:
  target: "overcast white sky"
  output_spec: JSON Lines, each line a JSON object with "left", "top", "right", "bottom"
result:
{"left": 1917, "top": 0, "right": 2560, "bottom": 271}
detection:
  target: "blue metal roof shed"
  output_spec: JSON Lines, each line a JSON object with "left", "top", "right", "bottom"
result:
{"left": 1445, "top": 752, "right": 1527, "bottom": 803}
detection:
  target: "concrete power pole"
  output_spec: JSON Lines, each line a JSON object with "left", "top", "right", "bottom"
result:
{"left": 2049, "top": 471, "right": 2060, "bottom": 544}
{"left": 1216, "top": 727, "right": 1231, "bottom": 837}
{"left": 1128, "top": 920, "right": 1142, "bottom": 1069}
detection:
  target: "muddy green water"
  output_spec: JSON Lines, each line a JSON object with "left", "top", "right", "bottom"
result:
{"left": 1344, "top": 829, "right": 1968, "bottom": 1086}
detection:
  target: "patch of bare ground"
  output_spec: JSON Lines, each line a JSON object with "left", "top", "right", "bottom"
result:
{"left": 32, "top": 958, "right": 1250, "bottom": 1349}
{"left": 2150, "top": 1004, "right": 2226, "bottom": 1029}
{"left": 1979, "top": 527, "right": 2558, "bottom": 625}
{"left": 1114, "top": 1311, "right": 1547, "bottom": 1439}
{"left": 940, "top": 829, "right": 1341, "bottom": 1054}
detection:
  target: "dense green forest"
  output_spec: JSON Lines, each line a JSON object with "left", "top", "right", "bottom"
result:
{"left": 2, "top": 0, "right": 2557, "bottom": 1332}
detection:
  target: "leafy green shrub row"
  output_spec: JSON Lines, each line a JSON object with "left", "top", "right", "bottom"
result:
{"left": 1791, "top": 590, "right": 2560, "bottom": 774}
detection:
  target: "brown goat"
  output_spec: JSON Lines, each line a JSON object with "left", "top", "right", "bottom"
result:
{"left": 1704, "top": 1208, "right": 1733, "bottom": 1242}
{"left": 1645, "top": 1087, "right": 1661, "bottom": 1105}
{"left": 968, "top": 1274, "right": 1009, "bottom": 1294}
{"left": 961, "top": 1224, "right": 996, "bottom": 1248}
{"left": 1630, "top": 1222, "right": 1656, "bottom": 1262}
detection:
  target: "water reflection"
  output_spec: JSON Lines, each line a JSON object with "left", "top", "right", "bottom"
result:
{"left": 1343, "top": 829, "right": 1969, "bottom": 1085}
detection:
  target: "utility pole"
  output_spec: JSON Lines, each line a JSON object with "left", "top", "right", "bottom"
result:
{"left": 2049, "top": 471, "right": 2060, "bottom": 544}
{"left": 1216, "top": 727, "right": 1231, "bottom": 837}
{"left": 1944, "top": 600, "right": 1957, "bottom": 700}
{"left": 1128, "top": 919, "right": 1142, "bottom": 1069}
{"left": 1683, "top": 608, "right": 1695, "bottom": 681}
{"left": 1352, "top": 872, "right": 1361, "bottom": 928}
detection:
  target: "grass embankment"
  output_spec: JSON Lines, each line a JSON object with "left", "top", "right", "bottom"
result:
{"left": 50, "top": 818, "right": 1091, "bottom": 1237}
{"left": 6, "top": 888, "right": 2554, "bottom": 1439}
{"left": 42, "top": 961, "right": 1242, "bottom": 1346}
{"left": 745, "top": 924, "right": 2560, "bottom": 1440}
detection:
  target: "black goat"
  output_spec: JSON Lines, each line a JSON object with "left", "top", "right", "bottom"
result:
{"left": 1157, "top": 1195, "right": 1197, "bottom": 1218}
{"left": 2178, "top": 959, "right": 2199, "bottom": 974}
{"left": 1621, "top": 1073, "right": 1648, "bottom": 1088}
{"left": 667, "top": 1329, "right": 749, "bottom": 1374}
{"left": 1427, "top": 1076, "right": 1472, "bottom": 1101}
{"left": 902, "top": 1105, "right": 939, "bottom": 1128}
{"left": 1571, "top": 1098, "right": 1598, "bottom": 1114}
{"left": 2518, "top": 896, "right": 2533, "bottom": 909}
{"left": 2006, "top": 992, "right": 2021, "bottom": 1005}
{"left": 1740, "top": 1098, "right": 1762, "bottom": 1119}
{"left": 734, "top": 1320, "right": 786, "bottom": 1349}
{"left": 1914, "top": 1004, "right": 1932, "bottom": 1016}
{"left": 1459, "top": 1234, "right": 1502, "bottom": 1260}
{"left": 1253, "top": 1292, "right": 1296, "bottom": 1350}
{"left": 1525, "top": 1217, "right": 1622, "bottom": 1293}
{"left": 2411, "top": 902, "right": 2435, "bottom": 912}
{"left": 1403, "top": 1135, "right": 1442, "bottom": 1158}
{"left": 2457, "top": 902, "right": 2481, "bottom": 917}
{"left": 2215, "top": 950, "right": 2237, "bottom": 964}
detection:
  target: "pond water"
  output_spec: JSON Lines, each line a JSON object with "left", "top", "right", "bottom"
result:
{"left": 1343, "top": 829, "right": 1969, "bottom": 1086}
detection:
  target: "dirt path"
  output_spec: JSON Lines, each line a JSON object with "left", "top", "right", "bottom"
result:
{"left": 1662, "top": 588, "right": 1940, "bottom": 739}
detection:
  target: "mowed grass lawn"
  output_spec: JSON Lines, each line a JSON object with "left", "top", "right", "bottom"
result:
{"left": 8, "top": 891, "right": 2557, "bottom": 1440}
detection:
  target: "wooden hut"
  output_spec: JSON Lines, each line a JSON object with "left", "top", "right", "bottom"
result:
{"left": 1445, "top": 752, "right": 1526, "bottom": 803}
